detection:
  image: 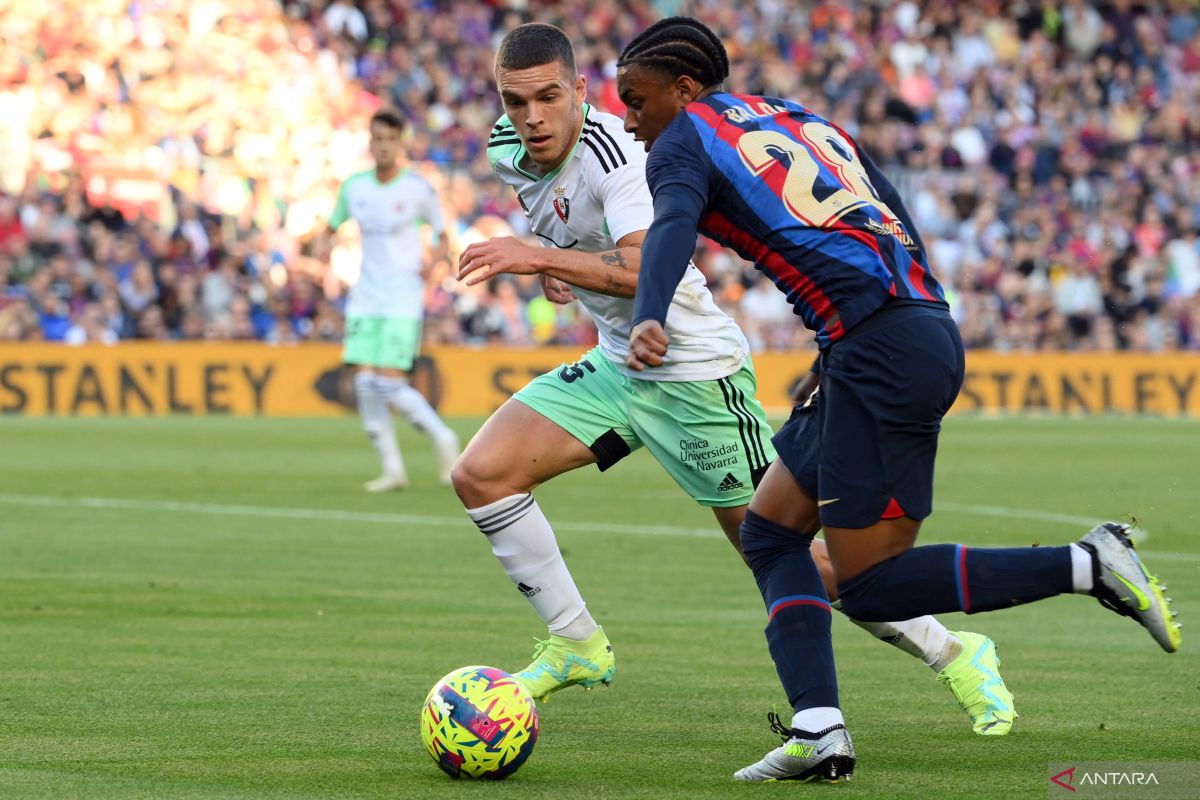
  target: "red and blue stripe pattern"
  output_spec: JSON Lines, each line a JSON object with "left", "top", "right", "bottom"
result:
{"left": 955, "top": 544, "right": 972, "bottom": 613}
{"left": 658, "top": 93, "right": 946, "bottom": 347}
{"left": 768, "top": 593, "right": 833, "bottom": 622}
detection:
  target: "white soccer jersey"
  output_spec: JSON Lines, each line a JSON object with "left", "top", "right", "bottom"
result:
{"left": 488, "top": 105, "right": 748, "bottom": 382}
{"left": 329, "top": 168, "right": 444, "bottom": 318}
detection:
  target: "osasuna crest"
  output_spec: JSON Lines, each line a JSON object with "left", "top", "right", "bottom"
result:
{"left": 552, "top": 185, "right": 570, "bottom": 222}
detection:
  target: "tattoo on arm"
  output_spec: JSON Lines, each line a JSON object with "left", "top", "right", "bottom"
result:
{"left": 600, "top": 250, "right": 628, "bottom": 270}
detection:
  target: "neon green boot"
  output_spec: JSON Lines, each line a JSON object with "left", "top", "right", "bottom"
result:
{"left": 514, "top": 626, "right": 615, "bottom": 701}
{"left": 937, "top": 631, "right": 1016, "bottom": 735}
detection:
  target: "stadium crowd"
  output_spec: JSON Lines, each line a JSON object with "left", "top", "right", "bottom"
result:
{"left": 1, "top": 0, "right": 1198, "bottom": 352}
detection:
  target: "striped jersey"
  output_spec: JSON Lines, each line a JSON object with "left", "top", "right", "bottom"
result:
{"left": 645, "top": 92, "right": 946, "bottom": 348}
{"left": 488, "top": 104, "right": 748, "bottom": 381}
{"left": 329, "top": 168, "right": 444, "bottom": 318}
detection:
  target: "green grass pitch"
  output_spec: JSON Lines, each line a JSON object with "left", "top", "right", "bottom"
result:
{"left": 1, "top": 415, "right": 1197, "bottom": 798}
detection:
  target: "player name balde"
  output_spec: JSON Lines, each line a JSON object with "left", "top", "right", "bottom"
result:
{"left": 722, "top": 102, "right": 788, "bottom": 124}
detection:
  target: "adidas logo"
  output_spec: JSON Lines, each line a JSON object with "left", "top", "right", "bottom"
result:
{"left": 716, "top": 472, "right": 745, "bottom": 492}
{"left": 516, "top": 582, "right": 542, "bottom": 598}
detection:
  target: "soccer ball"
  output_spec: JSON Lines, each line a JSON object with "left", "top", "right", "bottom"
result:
{"left": 420, "top": 665, "right": 539, "bottom": 779}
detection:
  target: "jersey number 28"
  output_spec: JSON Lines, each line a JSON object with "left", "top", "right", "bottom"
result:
{"left": 735, "top": 123, "right": 898, "bottom": 228}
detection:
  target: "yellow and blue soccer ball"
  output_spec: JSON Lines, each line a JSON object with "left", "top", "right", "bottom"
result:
{"left": 420, "top": 665, "right": 539, "bottom": 779}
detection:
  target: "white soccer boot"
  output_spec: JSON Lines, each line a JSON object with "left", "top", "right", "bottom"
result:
{"left": 364, "top": 472, "right": 408, "bottom": 492}
{"left": 734, "top": 712, "right": 856, "bottom": 783}
{"left": 1077, "top": 522, "right": 1180, "bottom": 653}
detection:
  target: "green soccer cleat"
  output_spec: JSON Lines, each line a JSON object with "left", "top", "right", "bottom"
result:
{"left": 1078, "top": 522, "right": 1181, "bottom": 653}
{"left": 937, "top": 631, "right": 1016, "bottom": 736}
{"left": 513, "top": 626, "right": 615, "bottom": 701}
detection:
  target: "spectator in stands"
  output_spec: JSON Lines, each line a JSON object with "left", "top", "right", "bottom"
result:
{"left": 64, "top": 302, "right": 118, "bottom": 346}
{"left": 323, "top": 0, "right": 369, "bottom": 43}
{"left": 0, "top": 0, "right": 1196, "bottom": 354}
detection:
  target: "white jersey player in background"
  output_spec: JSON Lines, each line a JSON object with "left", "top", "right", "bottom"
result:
{"left": 449, "top": 23, "right": 1015, "bottom": 737}
{"left": 323, "top": 109, "right": 459, "bottom": 492}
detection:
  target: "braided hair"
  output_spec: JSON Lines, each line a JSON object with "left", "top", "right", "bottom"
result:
{"left": 616, "top": 16, "right": 729, "bottom": 88}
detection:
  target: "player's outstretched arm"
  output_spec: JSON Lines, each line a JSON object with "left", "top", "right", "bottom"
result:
{"left": 457, "top": 231, "right": 644, "bottom": 297}
{"left": 626, "top": 182, "right": 705, "bottom": 371}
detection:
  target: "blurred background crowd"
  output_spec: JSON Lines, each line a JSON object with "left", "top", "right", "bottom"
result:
{"left": 1, "top": 0, "right": 1198, "bottom": 352}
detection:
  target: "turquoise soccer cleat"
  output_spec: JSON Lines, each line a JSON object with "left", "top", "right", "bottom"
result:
{"left": 513, "top": 626, "right": 615, "bottom": 701}
{"left": 937, "top": 631, "right": 1016, "bottom": 735}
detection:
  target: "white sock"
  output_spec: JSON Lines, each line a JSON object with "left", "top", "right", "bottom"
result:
{"left": 848, "top": 616, "right": 958, "bottom": 672}
{"left": 355, "top": 371, "right": 404, "bottom": 476}
{"left": 1069, "top": 543, "right": 1095, "bottom": 593}
{"left": 466, "top": 493, "right": 598, "bottom": 640}
{"left": 793, "top": 707, "right": 844, "bottom": 733}
{"left": 376, "top": 374, "right": 458, "bottom": 449}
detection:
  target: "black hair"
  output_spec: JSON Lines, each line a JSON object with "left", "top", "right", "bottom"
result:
{"left": 495, "top": 23, "right": 576, "bottom": 75}
{"left": 370, "top": 109, "right": 406, "bottom": 132}
{"left": 616, "top": 16, "right": 729, "bottom": 87}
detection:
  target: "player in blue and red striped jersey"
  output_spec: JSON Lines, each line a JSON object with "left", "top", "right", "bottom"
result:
{"left": 616, "top": 16, "right": 1180, "bottom": 784}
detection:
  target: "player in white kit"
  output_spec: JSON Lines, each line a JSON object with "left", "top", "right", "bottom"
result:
{"left": 325, "top": 110, "right": 459, "bottom": 492}
{"left": 449, "top": 23, "right": 1015, "bottom": 737}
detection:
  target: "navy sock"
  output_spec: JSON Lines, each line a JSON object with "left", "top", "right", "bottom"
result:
{"left": 837, "top": 543, "right": 1074, "bottom": 622}
{"left": 739, "top": 510, "right": 838, "bottom": 711}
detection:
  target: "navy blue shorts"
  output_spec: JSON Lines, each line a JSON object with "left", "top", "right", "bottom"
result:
{"left": 771, "top": 302, "right": 964, "bottom": 529}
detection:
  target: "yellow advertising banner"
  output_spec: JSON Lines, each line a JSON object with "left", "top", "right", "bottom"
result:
{"left": 0, "top": 343, "right": 590, "bottom": 418}
{"left": 953, "top": 351, "right": 1200, "bottom": 416}
{"left": 1, "top": 344, "right": 1198, "bottom": 417}
{"left": 749, "top": 351, "right": 1200, "bottom": 416}
{"left": 0, "top": 343, "right": 345, "bottom": 417}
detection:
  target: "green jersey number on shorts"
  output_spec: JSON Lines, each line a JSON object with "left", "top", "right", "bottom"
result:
{"left": 557, "top": 359, "right": 598, "bottom": 383}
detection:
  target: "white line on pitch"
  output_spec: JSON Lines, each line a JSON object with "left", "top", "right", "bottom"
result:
{"left": 937, "top": 502, "right": 1150, "bottom": 542}
{"left": 546, "top": 489, "right": 1149, "bottom": 541}
{"left": 0, "top": 494, "right": 1172, "bottom": 553}
{"left": 0, "top": 494, "right": 719, "bottom": 539}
